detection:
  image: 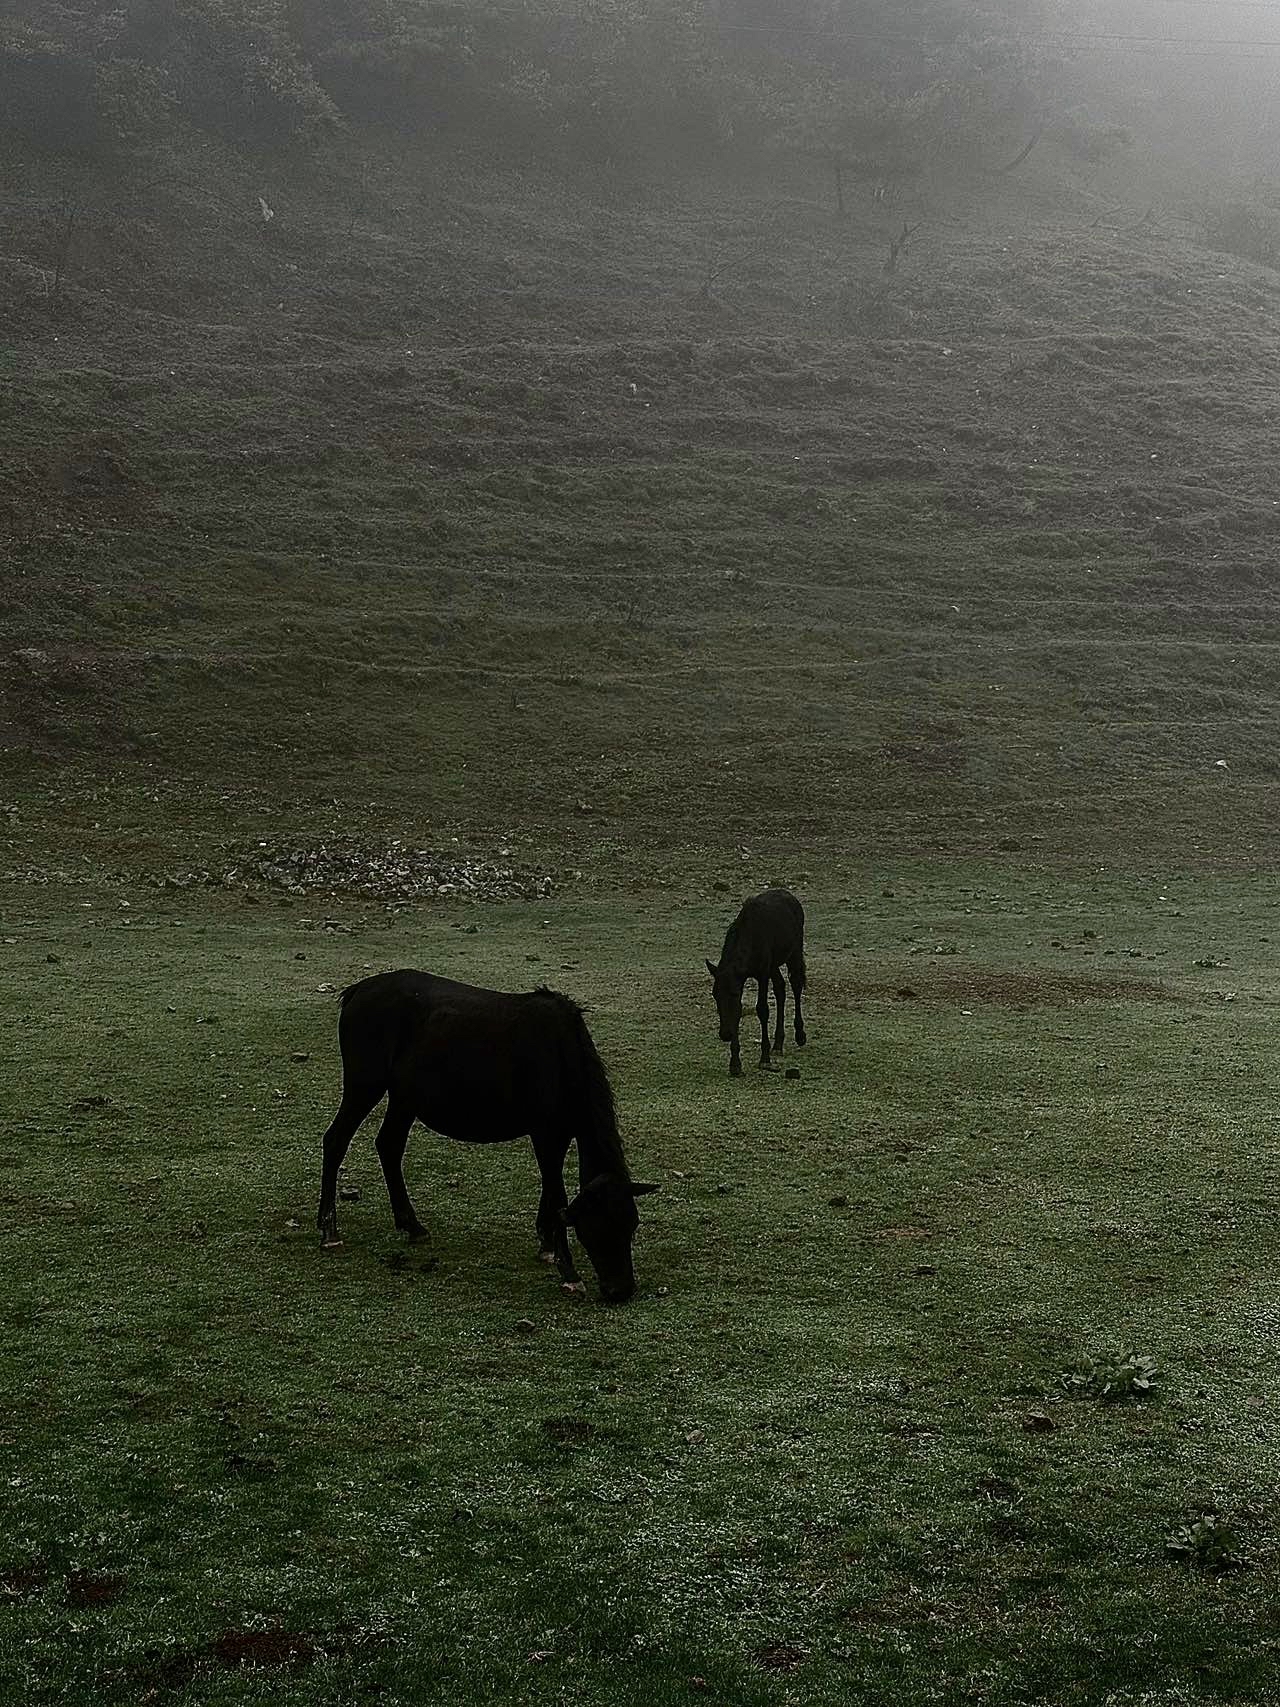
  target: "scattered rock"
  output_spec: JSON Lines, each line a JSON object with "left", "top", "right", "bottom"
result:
{"left": 290, "top": 1051, "right": 310, "bottom": 1063}
{"left": 1022, "top": 1411, "right": 1057, "bottom": 1433}
{"left": 785, "top": 1067, "right": 801, "bottom": 1081}
{"left": 220, "top": 836, "right": 558, "bottom": 904}
{"left": 515, "top": 1318, "right": 536, "bottom": 1334}
{"left": 45, "top": 953, "right": 60, "bottom": 964}
{"left": 338, "top": 1184, "right": 361, "bottom": 1202}
{"left": 828, "top": 1194, "right": 850, "bottom": 1208}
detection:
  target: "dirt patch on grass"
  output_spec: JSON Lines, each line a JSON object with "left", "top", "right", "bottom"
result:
{"left": 541, "top": 1415, "right": 597, "bottom": 1448}
{"left": 210, "top": 1629, "right": 317, "bottom": 1668}
{"left": 125, "top": 1625, "right": 366, "bottom": 1696}
{"left": 0, "top": 1560, "right": 48, "bottom": 1600}
{"left": 836, "top": 967, "right": 1177, "bottom": 1008}
{"left": 66, "top": 1570, "right": 126, "bottom": 1608}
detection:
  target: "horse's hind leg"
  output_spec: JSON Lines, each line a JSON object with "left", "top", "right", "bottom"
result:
{"left": 374, "top": 1098, "right": 427, "bottom": 1242}
{"left": 771, "top": 968, "right": 786, "bottom": 1055}
{"left": 756, "top": 979, "right": 772, "bottom": 1066}
{"left": 318, "top": 1082, "right": 383, "bottom": 1247}
{"left": 532, "top": 1131, "right": 579, "bottom": 1288}
{"left": 788, "top": 954, "right": 808, "bottom": 1047}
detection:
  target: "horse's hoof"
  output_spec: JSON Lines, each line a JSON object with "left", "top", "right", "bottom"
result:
{"left": 561, "top": 1280, "right": 586, "bottom": 1296}
{"left": 729, "top": 1060, "right": 743, "bottom": 1078}
{"left": 538, "top": 1250, "right": 558, "bottom": 1266}
{"left": 402, "top": 1225, "right": 429, "bottom": 1244}
{"left": 321, "top": 1234, "right": 344, "bottom": 1251}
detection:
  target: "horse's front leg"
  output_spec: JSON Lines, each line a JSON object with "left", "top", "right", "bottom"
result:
{"left": 756, "top": 980, "right": 771, "bottom": 1067}
{"left": 532, "top": 1132, "right": 581, "bottom": 1289}
{"left": 374, "top": 1100, "right": 427, "bottom": 1241}
{"left": 771, "top": 968, "right": 786, "bottom": 1055}
{"left": 317, "top": 1083, "right": 382, "bottom": 1248}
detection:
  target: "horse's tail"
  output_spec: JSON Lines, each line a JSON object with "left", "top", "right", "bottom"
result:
{"left": 559, "top": 997, "right": 629, "bottom": 1180}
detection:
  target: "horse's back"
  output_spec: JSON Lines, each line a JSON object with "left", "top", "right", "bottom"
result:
{"left": 737, "top": 887, "right": 804, "bottom": 952}
{"left": 336, "top": 969, "right": 577, "bottom": 1139}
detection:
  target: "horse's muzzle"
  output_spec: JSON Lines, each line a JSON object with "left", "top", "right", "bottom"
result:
{"left": 600, "top": 1276, "right": 636, "bottom": 1305}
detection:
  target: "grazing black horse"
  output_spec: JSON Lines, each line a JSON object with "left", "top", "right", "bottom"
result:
{"left": 706, "top": 888, "right": 807, "bottom": 1077}
{"left": 316, "top": 970, "right": 658, "bottom": 1302}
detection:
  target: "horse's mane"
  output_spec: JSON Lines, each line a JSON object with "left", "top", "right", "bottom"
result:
{"left": 719, "top": 918, "right": 751, "bottom": 979}
{"left": 534, "top": 986, "right": 630, "bottom": 1180}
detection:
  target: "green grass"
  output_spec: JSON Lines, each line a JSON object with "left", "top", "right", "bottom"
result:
{"left": 4, "top": 872, "right": 1280, "bottom": 1703}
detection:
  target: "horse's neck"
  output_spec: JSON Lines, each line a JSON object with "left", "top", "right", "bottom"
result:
{"left": 721, "top": 924, "right": 752, "bottom": 980}
{"left": 577, "top": 1121, "right": 625, "bottom": 1186}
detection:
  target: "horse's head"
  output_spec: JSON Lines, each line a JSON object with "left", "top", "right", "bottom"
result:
{"left": 705, "top": 958, "right": 743, "bottom": 1044}
{"left": 563, "top": 1175, "right": 660, "bottom": 1303}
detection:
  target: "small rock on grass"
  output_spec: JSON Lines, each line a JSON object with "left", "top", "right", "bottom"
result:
{"left": 828, "top": 1194, "right": 849, "bottom": 1208}
{"left": 516, "top": 1318, "right": 537, "bottom": 1334}
{"left": 291, "top": 1051, "right": 310, "bottom": 1063}
{"left": 1023, "top": 1411, "right": 1057, "bottom": 1434}
{"left": 785, "top": 1067, "right": 801, "bottom": 1081}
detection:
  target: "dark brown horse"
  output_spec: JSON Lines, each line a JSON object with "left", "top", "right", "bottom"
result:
{"left": 706, "top": 888, "right": 807, "bottom": 1077}
{"left": 316, "top": 971, "right": 657, "bottom": 1301}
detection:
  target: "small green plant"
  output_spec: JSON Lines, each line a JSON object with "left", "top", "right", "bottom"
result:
{"left": 1062, "top": 1351, "right": 1159, "bottom": 1401}
{"left": 1166, "top": 1511, "right": 1245, "bottom": 1572}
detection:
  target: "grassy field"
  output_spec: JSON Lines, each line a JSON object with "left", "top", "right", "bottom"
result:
{"left": 4, "top": 870, "right": 1280, "bottom": 1703}
{"left": 6, "top": 120, "right": 1280, "bottom": 1703}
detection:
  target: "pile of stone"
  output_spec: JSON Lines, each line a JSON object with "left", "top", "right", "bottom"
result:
{"left": 222, "top": 837, "right": 555, "bottom": 903}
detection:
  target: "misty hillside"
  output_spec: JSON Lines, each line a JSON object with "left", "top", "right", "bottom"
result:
{"left": 5, "top": 1, "right": 1280, "bottom": 880}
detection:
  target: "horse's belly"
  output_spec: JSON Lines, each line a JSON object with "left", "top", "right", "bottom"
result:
{"left": 415, "top": 1090, "right": 528, "bottom": 1145}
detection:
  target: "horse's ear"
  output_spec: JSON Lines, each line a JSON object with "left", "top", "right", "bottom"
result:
{"left": 630, "top": 1182, "right": 660, "bottom": 1197}
{"left": 705, "top": 959, "right": 718, "bottom": 979}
